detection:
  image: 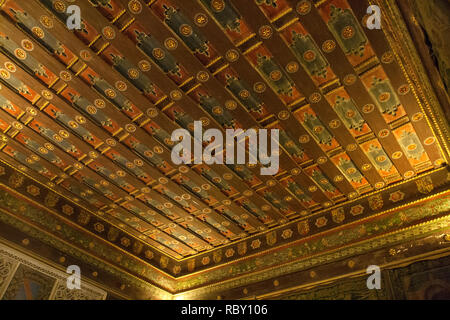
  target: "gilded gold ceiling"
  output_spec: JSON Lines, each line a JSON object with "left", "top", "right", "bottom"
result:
{"left": 0, "top": 0, "right": 449, "bottom": 299}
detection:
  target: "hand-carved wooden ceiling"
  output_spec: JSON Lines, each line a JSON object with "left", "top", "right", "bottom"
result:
{"left": 0, "top": 0, "right": 448, "bottom": 296}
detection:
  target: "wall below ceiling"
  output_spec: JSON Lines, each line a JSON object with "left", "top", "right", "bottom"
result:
{"left": 410, "top": 0, "right": 450, "bottom": 96}
{"left": 276, "top": 254, "right": 450, "bottom": 300}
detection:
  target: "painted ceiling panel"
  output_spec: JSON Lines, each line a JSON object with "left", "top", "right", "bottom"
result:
{"left": 0, "top": 0, "right": 448, "bottom": 294}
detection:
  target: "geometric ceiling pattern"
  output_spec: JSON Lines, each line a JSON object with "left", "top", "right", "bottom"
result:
{"left": 0, "top": 0, "right": 449, "bottom": 298}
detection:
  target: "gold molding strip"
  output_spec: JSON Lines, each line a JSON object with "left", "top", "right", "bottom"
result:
{"left": 178, "top": 76, "right": 194, "bottom": 89}
{"left": 211, "top": 63, "right": 229, "bottom": 76}
{"left": 55, "top": 83, "right": 68, "bottom": 94}
{"left": 270, "top": 8, "right": 293, "bottom": 23}
{"left": 131, "top": 113, "right": 144, "bottom": 122}
{"left": 120, "top": 18, "right": 136, "bottom": 32}
{"left": 235, "top": 33, "right": 256, "bottom": 48}
{"left": 96, "top": 42, "right": 110, "bottom": 55}
{"left": 66, "top": 57, "right": 79, "bottom": 70}
{"left": 153, "top": 95, "right": 168, "bottom": 106}
{"left": 74, "top": 63, "right": 88, "bottom": 77}
{"left": 314, "top": 0, "right": 328, "bottom": 8}
{"left": 185, "top": 82, "right": 201, "bottom": 95}
{"left": 242, "top": 41, "right": 262, "bottom": 55}
{"left": 88, "top": 35, "right": 101, "bottom": 48}
{"left": 205, "top": 56, "right": 222, "bottom": 69}
{"left": 47, "top": 76, "right": 60, "bottom": 89}
{"left": 138, "top": 118, "right": 151, "bottom": 127}
{"left": 276, "top": 17, "right": 299, "bottom": 32}
{"left": 112, "top": 9, "right": 126, "bottom": 24}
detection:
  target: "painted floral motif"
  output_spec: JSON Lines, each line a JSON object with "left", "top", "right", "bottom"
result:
{"left": 350, "top": 205, "right": 364, "bottom": 216}
{"left": 26, "top": 185, "right": 40, "bottom": 196}
{"left": 237, "top": 242, "right": 247, "bottom": 255}
{"left": 281, "top": 229, "right": 293, "bottom": 239}
{"left": 233, "top": 36, "right": 303, "bottom": 105}
{"left": 225, "top": 248, "right": 235, "bottom": 258}
{"left": 389, "top": 191, "right": 405, "bottom": 203}
{"left": 201, "top": 256, "right": 210, "bottom": 265}
{"left": 213, "top": 249, "right": 222, "bottom": 263}
{"left": 266, "top": 231, "right": 277, "bottom": 246}
{"left": 368, "top": 194, "right": 384, "bottom": 211}
{"left": 160, "top": 256, "right": 169, "bottom": 268}
{"left": 0, "top": 67, "right": 40, "bottom": 103}
{"left": 172, "top": 265, "right": 181, "bottom": 274}
{"left": 40, "top": 192, "right": 57, "bottom": 210}
{"left": 251, "top": 239, "right": 261, "bottom": 249}
{"left": 315, "top": 216, "right": 328, "bottom": 228}
{"left": 144, "top": 250, "right": 154, "bottom": 260}
{"left": 332, "top": 208, "right": 345, "bottom": 223}
{"left": 62, "top": 204, "right": 74, "bottom": 216}
{"left": 94, "top": 223, "right": 105, "bottom": 233}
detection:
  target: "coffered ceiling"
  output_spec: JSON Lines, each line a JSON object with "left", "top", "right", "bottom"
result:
{"left": 0, "top": 0, "right": 448, "bottom": 299}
